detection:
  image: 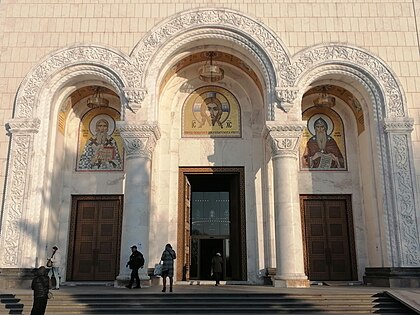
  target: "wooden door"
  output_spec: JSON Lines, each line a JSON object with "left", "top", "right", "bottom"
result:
{"left": 68, "top": 196, "right": 122, "bottom": 281}
{"left": 183, "top": 177, "right": 192, "bottom": 280}
{"left": 301, "top": 196, "right": 357, "bottom": 281}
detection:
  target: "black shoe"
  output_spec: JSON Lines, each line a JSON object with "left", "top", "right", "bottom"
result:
{"left": 169, "top": 287, "right": 173, "bottom": 292}
{"left": 162, "top": 287, "right": 166, "bottom": 292}
{"left": 125, "top": 285, "right": 132, "bottom": 289}
{"left": 134, "top": 286, "right": 141, "bottom": 289}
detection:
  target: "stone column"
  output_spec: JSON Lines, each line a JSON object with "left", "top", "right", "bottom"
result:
{"left": 266, "top": 122, "right": 309, "bottom": 287}
{"left": 115, "top": 121, "right": 160, "bottom": 286}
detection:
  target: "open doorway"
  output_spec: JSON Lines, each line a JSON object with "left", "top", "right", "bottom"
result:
{"left": 178, "top": 167, "right": 246, "bottom": 281}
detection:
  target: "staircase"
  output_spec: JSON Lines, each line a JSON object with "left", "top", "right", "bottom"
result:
{"left": 1, "top": 290, "right": 417, "bottom": 314}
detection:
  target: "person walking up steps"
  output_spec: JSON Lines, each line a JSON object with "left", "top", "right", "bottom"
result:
{"left": 125, "top": 245, "right": 144, "bottom": 289}
{"left": 160, "top": 243, "right": 176, "bottom": 292}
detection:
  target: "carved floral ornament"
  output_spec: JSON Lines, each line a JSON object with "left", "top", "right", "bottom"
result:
{"left": 265, "top": 122, "right": 306, "bottom": 158}
{"left": 13, "top": 9, "right": 405, "bottom": 120}
{"left": 117, "top": 122, "right": 161, "bottom": 159}
{"left": 14, "top": 46, "right": 140, "bottom": 119}
{"left": 383, "top": 117, "right": 414, "bottom": 133}
{"left": 6, "top": 118, "right": 41, "bottom": 134}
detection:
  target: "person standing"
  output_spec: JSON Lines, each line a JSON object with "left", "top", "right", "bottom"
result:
{"left": 47, "top": 246, "right": 61, "bottom": 290}
{"left": 211, "top": 252, "right": 223, "bottom": 286}
{"left": 125, "top": 245, "right": 144, "bottom": 289}
{"left": 30, "top": 266, "right": 50, "bottom": 315}
{"left": 160, "top": 243, "right": 176, "bottom": 292}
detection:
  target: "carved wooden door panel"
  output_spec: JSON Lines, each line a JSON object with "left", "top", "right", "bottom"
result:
{"left": 69, "top": 196, "right": 122, "bottom": 281}
{"left": 302, "top": 197, "right": 356, "bottom": 281}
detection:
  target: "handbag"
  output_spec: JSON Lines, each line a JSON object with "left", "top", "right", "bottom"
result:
{"left": 46, "top": 259, "right": 53, "bottom": 268}
{"left": 153, "top": 263, "right": 162, "bottom": 276}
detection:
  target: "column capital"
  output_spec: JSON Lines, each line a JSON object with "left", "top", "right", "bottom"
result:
{"left": 6, "top": 118, "right": 41, "bottom": 134}
{"left": 383, "top": 117, "right": 414, "bottom": 133}
{"left": 117, "top": 121, "right": 160, "bottom": 160}
{"left": 265, "top": 122, "right": 305, "bottom": 159}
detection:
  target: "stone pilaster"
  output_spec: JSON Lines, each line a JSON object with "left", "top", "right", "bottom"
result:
{"left": 115, "top": 121, "right": 160, "bottom": 286}
{"left": 265, "top": 121, "right": 309, "bottom": 287}
{"left": 383, "top": 117, "right": 420, "bottom": 266}
{"left": 1, "top": 119, "right": 41, "bottom": 268}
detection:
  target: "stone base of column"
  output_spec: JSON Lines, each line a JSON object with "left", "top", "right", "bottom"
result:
{"left": 0, "top": 268, "right": 34, "bottom": 289}
{"left": 363, "top": 267, "right": 420, "bottom": 288}
{"left": 114, "top": 274, "right": 151, "bottom": 288}
{"left": 274, "top": 274, "right": 310, "bottom": 288}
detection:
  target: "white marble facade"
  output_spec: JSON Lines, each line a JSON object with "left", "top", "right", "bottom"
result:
{"left": 0, "top": 7, "right": 419, "bottom": 288}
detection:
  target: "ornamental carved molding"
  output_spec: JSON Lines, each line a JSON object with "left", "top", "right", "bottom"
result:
{"left": 131, "top": 8, "right": 290, "bottom": 79}
{"left": 122, "top": 87, "right": 148, "bottom": 113}
{"left": 15, "top": 46, "right": 141, "bottom": 118}
{"left": 6, "top": 118, "right": 41, "bottom": 134}
{"left": 383, "top": 117, "right": 414, "bottom": 133}
{"left": 265, "top": 122, "right": 305, "bottom": 159}
{"left": 275, "top": 87, "right": 299, "bottom": 113}
{"left": 117, "top": 122, "right": 161, "bottom": 160}
{"left": 286, "top": 45, "right": 405, "bottom": 117}
{"left": 389, "top": 134, "right": 420, "bottom": 265}
{"left": 2, "top": 135, "right": 32, "bottom": 266}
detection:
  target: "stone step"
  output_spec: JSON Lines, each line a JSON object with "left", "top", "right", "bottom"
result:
{"left": 0, "top": 291, "right": 416, "bottom": 315}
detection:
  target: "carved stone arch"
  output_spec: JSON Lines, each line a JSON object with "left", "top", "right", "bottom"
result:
{"left": 296, "top": 65, "right": 383, "bottom": 120}
{"left": 1, "top": 45, "right": 140, "bottom": 268}
{"left": 287, "top": 44, "right": 406, "bottom": 118}
{"left": 14, "top": 44, "right": 140, "bottom": 119}
{"left": 130, "top": 8, "right": 292, "bottom": 120}
{"left": 293, "top": 52, "right": 419, "bottom": 266}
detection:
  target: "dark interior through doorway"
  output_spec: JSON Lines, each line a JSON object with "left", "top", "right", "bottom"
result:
{"left": 179, "top": 168, "right": 246, "bottom": 281}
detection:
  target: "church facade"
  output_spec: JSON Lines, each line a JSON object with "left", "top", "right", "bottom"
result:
{"left": 0, "top": 2, "right": 419, "bottom": 288}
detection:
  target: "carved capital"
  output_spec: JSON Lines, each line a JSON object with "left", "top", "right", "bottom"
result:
{"left": 117, "top": 122, "right": 160, "bottom": 160}
{"left": 383, "top": 117, "right": 414, "bottom": 133}
{"left": 6, "top": 118, "right": 41, "bottom": 134}
{"left": 275, "top": 87, "right": 299, "bottom": 113}
{"left": 122, "top": 87, "right": 147, "bottom": 114}
{"left": 265, "top": 122, "right": 305, "bottom": 158}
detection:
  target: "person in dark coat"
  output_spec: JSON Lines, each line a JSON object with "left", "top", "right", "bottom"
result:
{"left": 211, "top": 252, "right": 223, "bottom": 286}
{"left": 30, "top": 266, "right": 50, "bottom": 315}
{"left": 160, "top": 243, "right": 176, "bottom": 292}
{"left": 125, "top": 245, "right": 144, "bottom": 289}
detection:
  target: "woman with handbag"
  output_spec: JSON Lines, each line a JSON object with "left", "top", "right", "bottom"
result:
{"left": 160, "top": 243, "right": 176, "bottom": 292}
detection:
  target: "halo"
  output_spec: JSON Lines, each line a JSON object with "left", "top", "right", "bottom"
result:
{"left": 307, "top": 114, "right": 334, "bottom": 136}
{"left": 89, "top": 114, "right": 115, "bottom": 136}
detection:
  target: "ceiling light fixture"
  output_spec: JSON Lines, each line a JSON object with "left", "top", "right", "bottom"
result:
{"left": 87, "top": 86, "right": 109, "bottom": 109}
{"left": 198, "top": 51, "right": 224, "bottom": 83}
{"left": 313, "top": 85, "right": 335, "bottom": 108}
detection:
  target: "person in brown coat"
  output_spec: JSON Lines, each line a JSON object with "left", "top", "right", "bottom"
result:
{"left": 30, "top": 266, "right": 50, "bottom": 315}
{"left": 211, "top": 252, "right": 223, "bottom": 286}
